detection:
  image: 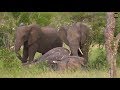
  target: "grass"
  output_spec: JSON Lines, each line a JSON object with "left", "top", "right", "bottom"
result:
{"left": 0, "top": 67, "right": 120, "bottom": 78}
{"left": 0, "top": 67, "right": 107, "bottom": 78}
{"left": 0, "top": 45, "right": 120, "bottom": 78}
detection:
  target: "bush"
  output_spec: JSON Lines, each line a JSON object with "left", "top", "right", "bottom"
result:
{"left": 34, "top": 61, "right": 50, "bottom": 71}
{"left": 0, "top": 48, "right": 21, "bottom": 69}
{"left": 17, "top": 12, "right": 31, "bottom": 25}
{"left": 88, "top": 46, "right": 107, "bottom": 70}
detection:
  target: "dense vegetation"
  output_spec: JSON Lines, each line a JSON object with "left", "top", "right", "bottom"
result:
{"left": 0, "top": 12, "right": 107, "bottom": 48}
{"left": 0, "top": 12, "right": 120, "bottom": 78}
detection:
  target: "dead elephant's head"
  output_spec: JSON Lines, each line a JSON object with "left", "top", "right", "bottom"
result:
{"left": 51, "top": 56, "right": 85, "bottom": 71}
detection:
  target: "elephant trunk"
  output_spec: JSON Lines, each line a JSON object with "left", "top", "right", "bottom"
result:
{"left": 14, "top": 40, "right": 23, "bottom": 61}
{"left": 69, "top": 42, "right": 79, "bottom": 56}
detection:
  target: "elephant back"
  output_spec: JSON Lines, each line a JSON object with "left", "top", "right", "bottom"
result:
{"left": 41, "top": 26, "right": 58, "bottom": 35}
{"left": 36, "top": 47, "right": 70, "bottom": 62}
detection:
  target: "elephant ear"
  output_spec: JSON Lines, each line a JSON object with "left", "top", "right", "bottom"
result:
{"left": 58, "top": 26, "right": 69, "bottom": 45}
{"left": 28, "top": 25, "right": 40, "bottom": 45}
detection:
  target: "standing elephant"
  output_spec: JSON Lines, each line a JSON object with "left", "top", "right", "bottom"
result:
{"left": 15, "top": 24, "right": 62, "bottom": 64}
{"left": 58, "top": 22, "right": 91, "bottom": 64}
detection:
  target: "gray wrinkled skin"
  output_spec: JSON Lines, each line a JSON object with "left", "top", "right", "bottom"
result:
{"left": 50, "top": 56, "right": 85, "bottom": 71}
{"left": 33, "top": 47, "right": 71, "bottom": 64}
{"left": 26, "top": 47, "right": 85, "bottom": 71}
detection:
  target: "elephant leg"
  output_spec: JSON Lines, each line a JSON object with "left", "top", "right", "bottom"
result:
{"left": 28, "top": 43, "right": 38, "bottom": 63}
{"left": 81, "top": 44, "right": 89, "bottom": 65}
{"left": 22, "top": 42, "right": 28, "bottom": 63}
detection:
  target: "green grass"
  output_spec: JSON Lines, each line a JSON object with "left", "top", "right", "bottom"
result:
{"left": 0, "top": 68, "right": 106, "bottom": 78}
{"left": 0, "top": 67, "right": 120, "bottom": 78}
{"left": 0, "top": 45, "right": 120, "bottom": 78}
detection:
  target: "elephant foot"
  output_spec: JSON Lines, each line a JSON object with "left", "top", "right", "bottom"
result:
{"left": 33, "top": 59, "right": 39, "bottom": 62}
{"left": 22, "top": 59, "right": 40, "bottom": 67}
{"left": 26, "top": 60, "right": 37, "bottom": 65}
{"left": 22, "top": 62, "right": 29, "bottom": 67}
{"left": 22, "top": 62, "right": 34, "bottom": 67}
{"left": 21, "top": 60, "right": 28, "bottom": 63}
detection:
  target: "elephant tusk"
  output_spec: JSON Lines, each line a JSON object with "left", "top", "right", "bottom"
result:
{"left": 79, "top": 48, "right": 83, "bottom": 55}
{"left": 69, "top": 50, "right": 71, "bottom": 55}
{"left": 53, "top": 61, "right": 57, "bottom": 63}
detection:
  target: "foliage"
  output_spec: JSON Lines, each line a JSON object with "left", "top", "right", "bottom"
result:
{"left": 88, "top": 46, "right": 108, "bottom": 70}
{"left": 0, "top": 48, "right": 21, "bottom": 69}
{"left": 0, "top": 12, "right": 107, "bottom": 48}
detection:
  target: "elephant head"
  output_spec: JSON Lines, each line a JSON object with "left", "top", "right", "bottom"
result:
{"left": 52, "top": 56, "right": 85, "bottom": 71}
{"left": 58, "top": 24, "right": 83, "bottom": 56}
{"left": 14, "top": 24, "right": 41, "bottom": 61}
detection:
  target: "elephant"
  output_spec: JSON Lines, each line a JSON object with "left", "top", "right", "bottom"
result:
{"left": 51, "top": 56, "right": 85, "bottom": 71}
{"left": 14, "top": 24, "right": 63, "bottom": 64}
{"left": 31, "top": 47, "right": 71, "bottom": 65}
{"left": 27, "top": 47, "right": 85, "bottom": 71}
{"left": 58, "top": 22, "right": 91, "bottom": 64}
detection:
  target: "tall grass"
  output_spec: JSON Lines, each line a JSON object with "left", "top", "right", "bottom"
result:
{"left": 88, "top": 45, "right": 108, "bottom": 70}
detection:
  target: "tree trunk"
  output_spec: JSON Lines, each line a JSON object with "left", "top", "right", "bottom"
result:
{"left": 104, "top": 12, "right": 118, "bottom": 78}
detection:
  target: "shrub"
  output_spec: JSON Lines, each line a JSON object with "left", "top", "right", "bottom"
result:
{"left": 0, "top": 48, "right": 21, "bottom": 69}
{"left": 88, "top": 46, "right": 107, "bottom": 70}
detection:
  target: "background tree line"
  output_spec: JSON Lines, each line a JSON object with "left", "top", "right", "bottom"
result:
{"left": 0, "top": 12, "right": 108, "bottom": 48}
